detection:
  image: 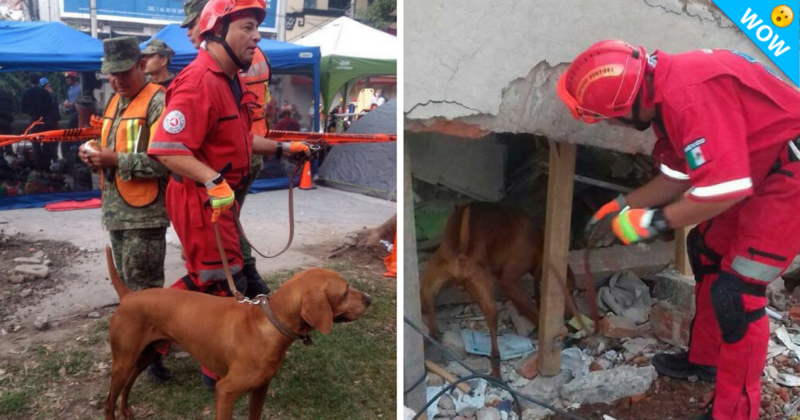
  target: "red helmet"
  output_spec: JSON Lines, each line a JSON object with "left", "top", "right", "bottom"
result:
{"left": 198, "top": 0, "right": 266, "bottom": 38}
{"left": 64, "top": 71, "right": 78, "bottom": 78}
{"left": 557, "top": 40, "right": 647, "bottom": 124}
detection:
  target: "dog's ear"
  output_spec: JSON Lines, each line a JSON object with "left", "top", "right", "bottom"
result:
{"left": 301, "top": 288, "right": 333, "bottom": 335}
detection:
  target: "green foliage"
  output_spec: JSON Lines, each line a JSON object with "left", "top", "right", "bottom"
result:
{"left": 357, "top": 0, "right": 396, "bottom": 30}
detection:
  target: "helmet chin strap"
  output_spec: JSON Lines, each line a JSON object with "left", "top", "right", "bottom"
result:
{"left": 205, "top": 17, "right": 252, "bottom": 71}
{"left": 615, "top": 94, "right": 651, "bottom": 132}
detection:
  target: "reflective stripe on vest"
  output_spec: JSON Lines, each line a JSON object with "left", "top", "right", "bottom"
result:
{"left": 241, "top": 48, "right": 271, "bottom": 136}
{"left": 100, "top": 83, "right": 164, "bottom": 208}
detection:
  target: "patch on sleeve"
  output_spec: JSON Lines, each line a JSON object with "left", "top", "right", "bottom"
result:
{"left": 163, "top": 110, "right": 186, "bottom": 134}
{"left": 684, "top": 138, "right": 710, "bottom": 170}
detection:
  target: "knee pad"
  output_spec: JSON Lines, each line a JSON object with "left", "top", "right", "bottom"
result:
{"left": 710, "top": 272, "right": 766, "bottom": 344}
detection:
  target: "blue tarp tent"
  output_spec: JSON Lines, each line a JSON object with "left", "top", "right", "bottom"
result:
{"left": 0, "top": 22, "right": 322, "bottom": 210}
{"left": 0, "top": 22, "right": 104, "bottom": 72}
{"left": 141, "top": 24, "right": 322, "bottom": 130}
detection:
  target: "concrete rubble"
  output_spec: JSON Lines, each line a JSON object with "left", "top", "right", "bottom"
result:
{"left": 420, "top": 262, "right": 800, "bottom": 419}
{"left": 560, "top": 366, "right": 657, "bottom": 404}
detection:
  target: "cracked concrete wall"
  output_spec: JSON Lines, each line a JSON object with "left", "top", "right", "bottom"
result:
{"left": 404, "top": 0, "right": 785, "bottom": 154}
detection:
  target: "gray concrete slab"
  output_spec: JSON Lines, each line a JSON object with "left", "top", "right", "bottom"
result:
{"left": 0, "top": 186, "right": 396, "bottom": 320}
{"left": 404, "top": 0, "right": 782, "bottom": 154}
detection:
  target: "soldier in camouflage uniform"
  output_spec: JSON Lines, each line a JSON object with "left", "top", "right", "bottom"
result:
{"left": 78, "top": 37, "right": 172, "bottom": 382}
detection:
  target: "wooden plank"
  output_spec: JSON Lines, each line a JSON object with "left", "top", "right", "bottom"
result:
{"left": 675, "top": 225, "right": 693, "bottom": 276}
{"left": 424, "top": 360, "right": 472, "bottom": 394}
{"left": 538, "top": 142, "right": 577, "bottom": 377}
{"left": 403, "top": 141, "right": 428, "bottom": 418}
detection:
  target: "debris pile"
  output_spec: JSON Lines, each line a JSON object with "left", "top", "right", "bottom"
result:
{"left": 419, "top": 265, "right": 800, "bottom": 420}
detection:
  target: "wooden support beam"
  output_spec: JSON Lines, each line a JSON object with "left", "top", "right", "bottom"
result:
{"left": 403, "top": 141, "right": 428, "bottom": 417}
{"left": 675, "top": 225, "right": 693, "bottom": 276}
{"left": 538, "top": 142, "right": 576, "bottom": 377}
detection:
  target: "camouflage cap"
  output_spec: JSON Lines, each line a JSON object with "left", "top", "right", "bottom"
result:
{"left": 101, "top": 36, "right": 142, "bottom": 74}
{"left": 141, "top": 38, "right": 175, "bottom": 59}
{"left": 180, "top": 0, "right": 209, "bottom": 28}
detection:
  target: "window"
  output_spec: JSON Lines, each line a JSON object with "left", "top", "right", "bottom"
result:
{"left": 303, "top": 0, "right": 316, "bottom": 9}
{"left": 329, "top": 0, "right": 349, "bottom": 10}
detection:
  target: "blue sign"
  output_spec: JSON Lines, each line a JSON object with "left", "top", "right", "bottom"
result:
{"left": 712, "top": 1, "right": 799, "bottom": 86}
{"left": 60, "top": 0, "right": 278, "bottom": 32}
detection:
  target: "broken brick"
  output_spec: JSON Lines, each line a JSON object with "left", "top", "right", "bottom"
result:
{"left": 601, "top": 315, "right": 637, "bottom": 339}
{"left": 515, "top": 353, "right": 539, "bottom": 379}
{"left": 650, "top": 301, "right": 692, "bottom": 347}
{"left": 790, "top": 305, "right": 800, "bottom": 322}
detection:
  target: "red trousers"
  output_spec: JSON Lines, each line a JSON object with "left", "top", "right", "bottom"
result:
{"left": 688, "top": 161, "right": 800, "bottom": 419}
{"left": 163, "top": 178, "right": 246, "bottom": 381}
{"left": 166, "top": 178, "right": 244, "bottom": 288}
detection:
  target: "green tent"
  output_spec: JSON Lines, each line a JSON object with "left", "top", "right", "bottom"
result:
{"left": 295, "top": 17, "right": 397, "bottom": 112}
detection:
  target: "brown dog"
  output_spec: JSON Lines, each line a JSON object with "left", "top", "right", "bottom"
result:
{"left": 102, "top": 247, "right": 371, "bottom": 420}
{"left": 420, "top": 203, "right": 558, "bottom": 377}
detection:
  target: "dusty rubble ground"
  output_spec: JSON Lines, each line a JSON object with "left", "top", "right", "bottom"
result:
{"left": 0, "top": 232, "right": 396, "bottom": 420}
{"left": 417, "top": 264, "right": 800, "bottom": 420}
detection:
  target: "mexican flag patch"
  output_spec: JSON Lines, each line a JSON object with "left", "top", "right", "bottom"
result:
{"left": 684, "top": 138, "right": 709, "bottom": 170}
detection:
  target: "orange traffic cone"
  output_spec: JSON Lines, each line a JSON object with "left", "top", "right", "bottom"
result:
{"left": 383, "top": 232, "right": 397, "bottom": 278}
{"left": 299, "top": 160, "right": 315, "bottom": 190}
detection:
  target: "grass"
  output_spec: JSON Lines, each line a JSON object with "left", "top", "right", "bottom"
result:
{"left": 0, "top": 345, "right": 96, "bottom": 419}
{"left": 0, "top": 261, "right": 396, "bottom": 420}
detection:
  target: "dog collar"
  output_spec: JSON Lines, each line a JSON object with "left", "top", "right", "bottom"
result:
{"left": 260, "top": 296, "right": 313, "bottom": 346}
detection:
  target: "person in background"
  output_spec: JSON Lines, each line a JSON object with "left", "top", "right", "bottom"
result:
{"left": 273, "top": 110, "right": 300, "bottom": 131}
{"left": 142, "top": 39, "right": 176, "bottom": 89}
{"left": 371, "top": 88, "right": 387, "bottom": 109}
{"left": 20, "top": 74, "right": 56, "bottom": 171}
{"left": 307, "top": 101, "right": 316, "bottom": 131}
{"left": 40, "top": 78, "right": 61, "bottom": 132}
{"left": 180, "top": 0, "right": 208, "bottom": 49}
{"left": 63, "top": 72, "right": 81, "bottom": 128}
{"left": 61, "top": 71, "right": 83, "bottom": 162}
{"left": 290, "top": 104, "right": 302, "bottom": 123}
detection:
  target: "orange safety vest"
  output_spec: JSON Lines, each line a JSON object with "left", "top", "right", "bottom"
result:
{"left": 241, "top": 48, "right": 272, "bottom": 137}
{"left": 100, "top": 83, "right": 164, "bottom": 208}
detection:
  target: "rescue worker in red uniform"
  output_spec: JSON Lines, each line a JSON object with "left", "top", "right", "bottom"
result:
{"left": 182, "top": 0, "right": 275, "bottom": 292}
{"left": 147, "top": 0, "right": 311, "bottom": 389}
{"left": 558, "top": 40, "right": 800, "bottom": 420}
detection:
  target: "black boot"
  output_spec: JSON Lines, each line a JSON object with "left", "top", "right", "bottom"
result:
{"left": 146, "top": 353, "right": 173, "bottom": 383}
{"left": 242, "top": 264, "right": 270, "bottom": 298}
{"left": 651, "top": 352, "right": 716, "bottom": 382}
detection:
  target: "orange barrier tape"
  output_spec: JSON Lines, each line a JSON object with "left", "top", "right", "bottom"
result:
{"left": 267, "top": 130, "right": 396, "bottom": 144}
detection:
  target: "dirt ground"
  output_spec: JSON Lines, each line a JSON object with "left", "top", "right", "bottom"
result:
{"left": 0, "top": 231, "right": 94, "bottom": 325}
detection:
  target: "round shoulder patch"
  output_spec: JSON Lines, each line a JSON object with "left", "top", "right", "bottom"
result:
{"left": 163, "top": 110, "right": 186, "bottom": 134}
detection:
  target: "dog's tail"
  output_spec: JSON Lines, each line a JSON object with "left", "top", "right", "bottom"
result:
{"left": 456, "top": 205, "right": 471, "bottom": 269}
{"left": 106, "top": 245, "right": 130, "bottom": 299}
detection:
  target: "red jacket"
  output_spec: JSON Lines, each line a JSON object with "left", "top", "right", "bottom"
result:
{"left": 647, "top": 49, "right": 800, "bottom": 202}
{"left": 148, "top": 49, "right": 255, "bottom": 188}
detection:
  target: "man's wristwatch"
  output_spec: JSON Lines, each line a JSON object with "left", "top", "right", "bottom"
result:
{"left": 275, "top": 142, "right": 284, "bottom": 160}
